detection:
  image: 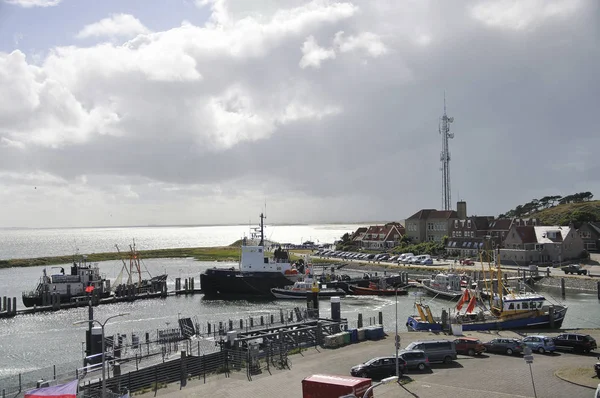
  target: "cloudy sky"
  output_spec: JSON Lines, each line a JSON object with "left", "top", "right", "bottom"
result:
{"left": 0, "top": 0, "right": 598, "bottom": 228}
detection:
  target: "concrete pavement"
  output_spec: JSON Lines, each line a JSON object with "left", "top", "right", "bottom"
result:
{"left": 139, "top": 329, "right": 600, "bottom": 398}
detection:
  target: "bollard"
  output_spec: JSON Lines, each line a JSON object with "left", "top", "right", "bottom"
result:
{"left": 330, "top": 297, "right": 341, "bottom": 321}
{"left": 2, "top": 296, "right": 5, "bottom": 312}
{"left": 250, "top": 317, "right": 254, "bottom": 328}
{"left": 6, "top": 299, "right": 11, "bottom": 314}
{"left": 12, "top": 297, "right": 17, "bottom": 314}
{"left": 207, "top": 323, "right": 211, "bottom": 335}
{"left": 240, "top": 319, "right": 243, "bottom": 329}
{"left": 561, "top": 278, "right": 566, "bottom": 297}
{"left": 357, "top": 313, "right": 363, "bottom": 328}
{"left": 280, "top": 309, "right": 284, "bottom": 324}
{"left": 228, "top": 320, "right": 233, "bottom": 331}
{"left": 270, "top": 314, "right": 274, "bottom": 324}
{"left": 378, "top": 311, "right": 383, "bottom": 326}
{"left": 260, "top": 315, "right": 264, "bottom": 326}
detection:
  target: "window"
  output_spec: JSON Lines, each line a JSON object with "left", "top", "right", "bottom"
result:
{"left": 427, "top": 223, "right": 434, "bottom": 230}
{"left": 522, "top": 302, "right": 528, "bottom": 309}
{"left": 467, "top": 220, "right": 471, "bottom": 228}
{"left": 454, "top": 220, "right": 458, "bottom": 227}
{"left": 580, "top": 231, "right": 591, "bottom": 238}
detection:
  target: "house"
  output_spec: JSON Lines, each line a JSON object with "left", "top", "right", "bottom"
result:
{"left": 500, "top": 225, "right": 585, "bottom": 265}
{"left": 405, "top": 209, "right": 457, "bottom": 243}
{"left": 486, "top": 217, "right": 541, "bottom": 248}
{"left": 360, "top": 223, "right": 406, "bottom": 249}
{"left": 350, "top": 227, "right": 368, "bottom": 246}
{"left": 446, "top": 216, "right": 494, "bottom": 257}
{"left": 577, "top": 222, "right": 600, "bottom": 252}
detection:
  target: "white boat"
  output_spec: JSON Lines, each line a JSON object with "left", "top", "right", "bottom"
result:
{"left": 271, "top": 278, "right": 346, "bottom": 300}
{"left": 420, "top": 272, "right": 464, "bottom": 299}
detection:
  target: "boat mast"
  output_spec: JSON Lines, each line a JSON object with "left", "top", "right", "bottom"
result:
{"left": 259, "top": 212, "right": 265, "bottom": 247}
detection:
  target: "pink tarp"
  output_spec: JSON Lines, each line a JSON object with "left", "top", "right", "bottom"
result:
{"left": 24, "top": 380, "right": 78, "bottom": 398}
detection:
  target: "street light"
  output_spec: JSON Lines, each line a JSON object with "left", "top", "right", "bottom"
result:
{"left": 362, "top": 376, "right": 398, "bottom": 398}
{"left": 523, "top": 346, "right": 537, "bottom": 398}
{"left": 74, "top": 313, "right": 129, "bottom": 398}
{"left": 395, "top": 287, "right": 400, "bottom": 378}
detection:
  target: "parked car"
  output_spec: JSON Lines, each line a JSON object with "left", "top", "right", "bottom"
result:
{"left": 420, "top": 258, "right": 434, "bottom": 265}
{"left": 521, "top": 335, "right": 556, "bottom": 354}
{"left": 460, "top": 258, "right": 475, "bottom": 266}
{"left": 397, "top": 349, "right": 429, "bottom": 371}
{"left": 350, "top": 356, "right": 405, "bottom": 379}
{"left": 405, "top": 340, "right": 457, "bottom": 364}
{"left": 552, "top": 333, "right": 597, "bottom": 353}
{"left": 561, "top": 264, "right": 588, "bottom": 275}
{"left": 398, "top": 253, "right": 414, "bottom": 263}
{"left": 483, "top": 338, "right": 524, "bottom": 355}
{"left": 454, "top": 337, "right": 486, "bottom": 356}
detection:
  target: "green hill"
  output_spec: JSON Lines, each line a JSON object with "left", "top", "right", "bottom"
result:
{"left": 533, "top": 200, "right": 600, "bottom": 225}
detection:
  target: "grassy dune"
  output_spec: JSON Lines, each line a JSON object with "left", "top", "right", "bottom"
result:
{"left": 0, "top": 247, "right": 313, "bottom": 269}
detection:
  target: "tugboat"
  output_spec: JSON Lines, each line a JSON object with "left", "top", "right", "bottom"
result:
{"left": 420, "top": 272, "right": 464, "bottom": 299}
{"left": 200, "top": 213, "right": 302, "bottom": 299}
{"left": 22, "top": 255, "right": 110, "bottom": 307}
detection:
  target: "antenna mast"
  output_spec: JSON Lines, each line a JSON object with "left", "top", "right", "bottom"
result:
{"left": 439, "top": 93, "right": 454, "bottom": 211}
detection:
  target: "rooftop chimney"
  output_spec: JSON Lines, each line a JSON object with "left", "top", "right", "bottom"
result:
{"left": 457, "top": 201, "right": 467, "bottom": 220}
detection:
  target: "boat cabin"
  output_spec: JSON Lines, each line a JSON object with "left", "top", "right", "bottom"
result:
{"left": 240, "top": 245, "right": 293, "bottom": 273}
{"left": 430, "top": 273, "right": 461, "bottom": 292}
{"left": 495, "top": 294, "right": 546, "bottom": 312}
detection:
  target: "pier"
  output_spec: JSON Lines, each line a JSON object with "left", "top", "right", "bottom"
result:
{"left": 0, "top": 276, "right": 203, "bottom": 319}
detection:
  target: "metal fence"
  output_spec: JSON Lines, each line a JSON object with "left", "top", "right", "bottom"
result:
{"left": 0, "top": 309, "right": 384, "bottom": 398}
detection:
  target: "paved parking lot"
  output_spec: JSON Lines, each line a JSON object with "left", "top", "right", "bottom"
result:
{"left": 142, "top": 329, "right": 600, "bottom": 398}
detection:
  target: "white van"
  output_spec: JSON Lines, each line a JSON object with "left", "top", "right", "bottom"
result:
{"left": 398, "top": 253, "right": 414, "bottom": 263}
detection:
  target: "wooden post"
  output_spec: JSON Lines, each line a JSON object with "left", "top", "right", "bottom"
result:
{"left": 597, "top": 281, "right": 600, "bottom": 300}
{"left": 357, "top": 313, "right": 363, "bottom": 328}
{"left": 561, "top": 278, "right": 566, "bottom": 297}
{"left": 549, "top": 305, "right": 555, "bottom": 329}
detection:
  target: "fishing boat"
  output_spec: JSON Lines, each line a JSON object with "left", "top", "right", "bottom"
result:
{"left": 348, "top": 281, "right": 408, "bottom": 296}
{"left": 406, "top": 249, "right": 568, "bottom": 332}
{"left": 200, "top": 213, "right": 303, "bottom": 299}
{"left": 420, "top": 272, "right": 464, "bottom": 299}
{"left": 271, "top": 277, "right": 346, "bottom": 299}
{"left": 113, "top": 240, "right": 168, "bottom": 294}
{"left": 22, "top": 255, "right": 110, "bottom": 307}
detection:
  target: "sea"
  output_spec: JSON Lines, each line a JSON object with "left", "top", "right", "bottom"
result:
{"left": 0, "top": 224, "right": 599, "bottom": 380}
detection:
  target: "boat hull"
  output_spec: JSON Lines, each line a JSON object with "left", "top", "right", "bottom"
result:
{"left": 22, "top": 292, "right": 111, "bottom": 308}
{"left": 420, "top": 281, "right": 463, "bottom": 300}
{"left": 406, "top": 306, "right": 568, "bottom": 332}
{"left": 348, "top": 285, "right": 408, "bottom": 296}
{"left": 200, "top": 268, "right": 295, "bottom": 299}
{"left": 271, "top": 288, "right": 346, "bottom": 300}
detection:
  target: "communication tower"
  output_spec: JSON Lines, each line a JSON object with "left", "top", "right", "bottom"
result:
{"left": 439, "top": 94, "right": 454, "bottom": 211}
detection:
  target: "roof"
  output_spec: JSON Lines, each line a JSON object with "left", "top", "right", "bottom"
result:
{"left": 487, "top": 218, "right": 513, "bottom": 231}
{"left": 514, "top": 226, "right": 537, "bottom": 244}
{"left": 588, "top": 222, "right": 600, "bottom": 236}
{"left": 362, "top": 224, "right": 404, "bottom": 242}
{"left": 534, "top": 226, "right": 571, "bottom": 243}
{"left": 406, "top": 209, "right": 435, "bottom": 220}
{"left": 428, "top": 210, "right": 458, "bottom": 219}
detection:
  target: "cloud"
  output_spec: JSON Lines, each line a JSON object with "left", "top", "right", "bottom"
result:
{"left": 333, "top": 31, "right": 387, "bottom": 57}
{"left": 470, "top": 0, "right": 583, "bottom": 31}
{"left": 4, "top": 0, "right": 61, "bottom": 7}
{"left": 0, "top": 0, "right": 598, "bottom": 228}
{"left": 76, "top": 14, "right": 151, "bottom": 40}
{"left": 299, "top": 35, "right": 336, "bottom": 69}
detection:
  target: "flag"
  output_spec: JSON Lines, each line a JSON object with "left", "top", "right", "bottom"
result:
{"left": 85, "top": 285, "right": 94, "bottom": 293}
{"left": 456, "top": 290, "right": 470, "bottom": 311}
{"left": 465, "top": 295, "right": 477, "bottom": 313}
{"left": 25, "top": 380, "right": 77, "bottom": 398}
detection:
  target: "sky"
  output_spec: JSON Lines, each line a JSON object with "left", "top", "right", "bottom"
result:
{"left": 0, "top": 0, "right": 598, "bottom": 228}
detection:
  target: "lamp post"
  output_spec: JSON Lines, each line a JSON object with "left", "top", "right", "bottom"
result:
{"left": 522, "top": 346, "right": 537, "bottom": 398}
{"left": 74, "top": 313, "right": 129, "bottom": 398}
{"left": 395, "top": 287, "right": 400, "bottom": 378}
{"left": 362, "top": 376, "right": 398, "bottom": 398}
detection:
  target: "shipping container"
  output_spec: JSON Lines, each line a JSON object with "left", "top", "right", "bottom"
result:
{"left": 302, "top": 374, "right": 373, "bottom": 398}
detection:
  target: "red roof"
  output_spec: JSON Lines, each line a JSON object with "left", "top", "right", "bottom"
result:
{"left": 362, "top": 225, "right": 404, "bottom": 242}
{"left": 514, "top": 226, "right": 537, "bottom": 244}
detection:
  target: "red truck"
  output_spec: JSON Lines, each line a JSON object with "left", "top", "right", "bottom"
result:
{"left": 302, "top": 374, "right": 373, "bottom": 398}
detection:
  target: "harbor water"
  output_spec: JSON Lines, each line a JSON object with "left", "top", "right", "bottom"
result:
{"left": 0, "top": 224, "right": 599, "bottom": 379}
